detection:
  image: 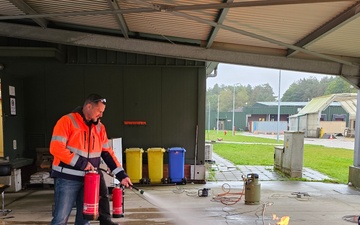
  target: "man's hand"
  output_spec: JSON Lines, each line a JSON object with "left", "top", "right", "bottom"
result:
{"left": 84, "top": 162, "right": 95, "bottom": 171}
{"left": 120, "top": 177, "right": 132, "bottom": 188}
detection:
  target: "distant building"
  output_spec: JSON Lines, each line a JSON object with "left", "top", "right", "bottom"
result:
{"left": 206, "top": 100, "right": 350, "bottom": 135}
{"left": 289, "top": 93, "right": 356, "bottom": 137}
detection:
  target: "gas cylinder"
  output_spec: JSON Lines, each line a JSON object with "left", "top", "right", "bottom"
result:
{"left": 83, "top": 170, "right": 100, "bottom": 220}
{"left": 245, "top": 173, "right": 261, "bottom": 205}
{"left": 112, "top": 185, "right": 124, "bottom": 218}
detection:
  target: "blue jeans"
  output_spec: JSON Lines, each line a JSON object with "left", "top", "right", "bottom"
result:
{"left": 51, "top": 178, "right": 90, "bottom": 225}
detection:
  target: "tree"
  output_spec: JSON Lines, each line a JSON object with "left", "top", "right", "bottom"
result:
{"left": 235, "top": 86, "right": 249, "bottom": 109}
{"left": 207, "top": 83, "right": 276, "bottom": 110}
{"left": 208, "top": 75, "right": 355, "bottom": 107}
{"left": 219, "top": 87, "right": 233, "bottom": 111}
{"left": 325, "top": 76, "right": 356, "bottom": 94}
{"left": 249, "top": 84, "right": 276, "bottom": 104}
{"left": 318, "top": 76, "right": 335, "bottom": 94}
{"left": 281, "top": 76, "right": 327, "bottom": 101}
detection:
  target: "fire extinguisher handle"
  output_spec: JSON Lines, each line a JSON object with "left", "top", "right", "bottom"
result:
{"left": 99, "top": 168, "right": 113, "bottom": 176}
{"left": 85, "top": 169, "right": 98, "bottom": 174}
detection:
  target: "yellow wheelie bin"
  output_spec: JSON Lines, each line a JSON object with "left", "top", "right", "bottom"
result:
{"left": 125, "top": 148, "right": 144, "bottom": 183}
{"left": 147, "top": 148, "right": 166, "bottom": 183}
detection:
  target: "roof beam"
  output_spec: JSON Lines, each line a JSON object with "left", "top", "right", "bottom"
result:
{"left": 170, "top": 11, "right": 358, "bottom": 67}
{"left": 0, "top": 0, "right": 357, "bottom": 20}
{"left": 287, "top": 2, "right": 360, "bottom": 57}
{"left": 205, "top": 0, "right": 233, "bottom": 49}
{"left": 0, "top": 47, "right": 64, "bottom": 61}
{"left": 130, "top": 0, "right": 360, "bottom": 65}
{"left": 156, "top": 0, "right": 359, "bottom": 11}
{"left": 0, "top": 22, "right": 358, "bottom": 79}
{"left": 106, "top": 0, "right": 129, "bottom": 39}
{"left": 0, "top": 8, "right": 156, "bottom": 20}
{"left": 7, "top": 0, "right": 47, "bottom": 28}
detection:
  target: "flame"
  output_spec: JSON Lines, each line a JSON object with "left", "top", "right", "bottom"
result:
{"left": 272, "top": 214, "right": 290, "bottom": 225}
{"left": 277, "top": 216, "right": 290, "bottom": 225}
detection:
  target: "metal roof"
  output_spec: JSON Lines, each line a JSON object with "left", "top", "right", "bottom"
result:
{"left": 296, "top": 93, "right": 357, "bottom": 118}
{"left": 256, "top": 102, "right": 309, "bottom": 107}
{"left": 0, "top": 0, "right": 359, "bottom": 87}
{"left": 339, "top": 98, "right": 357, "bottom": 119}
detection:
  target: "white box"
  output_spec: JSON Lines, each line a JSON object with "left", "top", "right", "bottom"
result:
{"left": 100, "top": 138, "right": 123, "bottom": 187}
{"left": 0, "top": 169, "right": 22, "bottom": 192}
{"left": 205, "top": 144, "right": 213, "bottom": 162}
{"left": 190, "top": 165, "right": 205, "bottom": 180}
{"left": 111, "top": 138, "right": 123, "bottom": 165}
{"left": 282, "top": 131, "right": 304, "bottom": 178}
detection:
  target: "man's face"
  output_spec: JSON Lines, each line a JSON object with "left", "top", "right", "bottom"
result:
{"left": 86, "top": 102, "right": 106, "bottom": 122}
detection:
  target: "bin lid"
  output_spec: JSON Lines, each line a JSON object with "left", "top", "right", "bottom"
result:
{"left": 147, "top": 148, "right": 165, "bottom": 152}
{"left": 125, "top": 148, "right": 144, "bottom": 153}
{"left": 168, "top": 147, "right": 186, "bottom": 152}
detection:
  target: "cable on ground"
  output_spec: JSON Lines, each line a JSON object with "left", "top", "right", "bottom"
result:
{"left": 212, "top": 183, "right": 245, "bottom": 205}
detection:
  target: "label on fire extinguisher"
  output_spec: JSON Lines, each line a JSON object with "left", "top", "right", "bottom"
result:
{"left": 83, "top": 203, "right": 99, "bottom": 220}
{"left": 83, "top": 203, "right": 98, "bottom": 212}
{"left": 113, "top": 206, "right": 122, "bottom": 214}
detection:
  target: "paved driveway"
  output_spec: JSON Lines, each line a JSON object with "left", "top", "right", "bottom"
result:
{"left": 240, "top": 132, "right": 355, "bottom": 150}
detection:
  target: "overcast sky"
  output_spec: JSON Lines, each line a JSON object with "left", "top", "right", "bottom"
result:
{"left": 206, "top": 63, "right": 333, "bottom": 97}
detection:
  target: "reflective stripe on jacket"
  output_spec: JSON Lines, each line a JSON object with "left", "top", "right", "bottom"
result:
{"left": 50, "top": 111, "right": 123, "bottom": 181}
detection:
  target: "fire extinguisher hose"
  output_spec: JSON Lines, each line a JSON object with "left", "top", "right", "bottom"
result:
{"left": 99, "top": 168, "right": 145, "bottom": 194}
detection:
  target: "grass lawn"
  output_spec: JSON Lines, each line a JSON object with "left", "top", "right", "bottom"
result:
{"left": 206, "top": 130, "right": 353, "bottom": 184}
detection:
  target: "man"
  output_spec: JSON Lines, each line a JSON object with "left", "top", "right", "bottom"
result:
{"left": 50, "top": 94, "right": 132, "bottom": 225}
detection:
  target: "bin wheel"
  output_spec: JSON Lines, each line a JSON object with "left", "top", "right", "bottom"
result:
{"left": 140, "top": 178, "right": 150, "bottom": 184}
{"left": 182, "top": 178, "right": 187, "bottom": 185}
{"left": 161, "top": 177, "right": 168, "bottom": 184}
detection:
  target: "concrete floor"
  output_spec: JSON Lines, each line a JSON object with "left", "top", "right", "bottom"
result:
{"left": 1, "top": 180, "right": 360, "bottom": 225}
{"left": 0, "top": 135, "right": 358, "bottom": 225}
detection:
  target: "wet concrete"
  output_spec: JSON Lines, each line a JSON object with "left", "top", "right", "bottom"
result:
{"left": 1, "top": 180, "right": 360, "bottom": 225}
{"left": 0, "top": 135, "right": 359, "bottom": 225}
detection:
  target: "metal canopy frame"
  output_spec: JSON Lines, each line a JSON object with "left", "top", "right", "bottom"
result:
{"left": 0, "top": 0, "right": 359, "bottom": 86}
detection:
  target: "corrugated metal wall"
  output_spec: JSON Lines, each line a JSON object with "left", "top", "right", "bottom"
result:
{"left": 0, "top": 47, "right": 206, "bottom": 165}
{"left": 206, "top": 111, "right": 246, "bottom": 131}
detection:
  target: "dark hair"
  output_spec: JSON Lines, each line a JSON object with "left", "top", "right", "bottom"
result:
{"left": 84, "top": 93, "right": 106, "bottom": 105}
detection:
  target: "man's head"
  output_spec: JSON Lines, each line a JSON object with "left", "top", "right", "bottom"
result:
{"left": 82, "top": 93, "right": 106, "bottom": 122}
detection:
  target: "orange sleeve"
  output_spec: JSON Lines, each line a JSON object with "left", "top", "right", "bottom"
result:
{"left": 50, "top": 115, "right": 79, "bottom": 167}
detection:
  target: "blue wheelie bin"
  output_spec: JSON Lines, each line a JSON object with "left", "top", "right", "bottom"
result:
{"left": 167, "top": 147, "right": 186, "bottom": 184}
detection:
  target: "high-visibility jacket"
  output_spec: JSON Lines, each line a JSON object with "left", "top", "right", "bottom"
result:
{"left": 50, "top": 108, "right": 127, "bottom": 181}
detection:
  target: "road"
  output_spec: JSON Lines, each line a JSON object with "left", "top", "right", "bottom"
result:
{"left": 239, "top": 132, "right": 355, "bottom": 150}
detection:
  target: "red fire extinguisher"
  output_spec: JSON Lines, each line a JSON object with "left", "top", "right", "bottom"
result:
{"left": 112, "top": 185, "right": 124, "bottom": 218}
{"left": 83, "top": 170, "right": 100, "bottom": 220}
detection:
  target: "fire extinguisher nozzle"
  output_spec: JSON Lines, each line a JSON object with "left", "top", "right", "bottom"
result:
{"left": 130, "top": 185, "right": 144, "bottom": 194}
